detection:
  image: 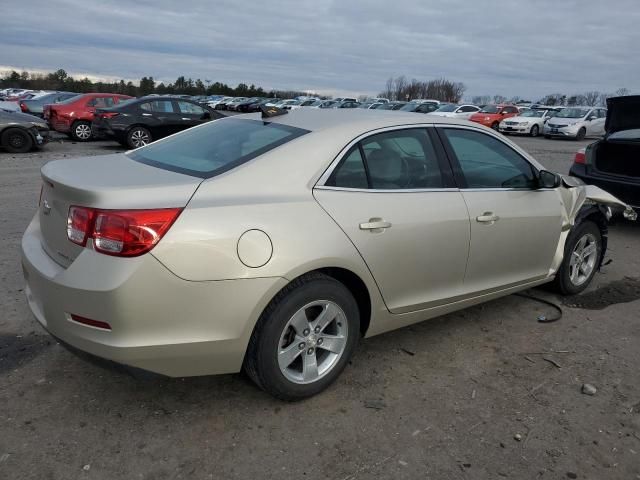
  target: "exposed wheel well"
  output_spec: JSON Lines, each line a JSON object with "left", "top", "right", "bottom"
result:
{"left": 575, "top": 206, "right": 608, "bottom": 268}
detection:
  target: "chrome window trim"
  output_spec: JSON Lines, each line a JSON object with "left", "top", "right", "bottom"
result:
{"left": 316, "top": 123, "right": 444, "bottom": 189}
{"left": 315, "top": 185, "right": 460, "bottom": 193}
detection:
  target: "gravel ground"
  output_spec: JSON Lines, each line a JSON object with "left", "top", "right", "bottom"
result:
{"left": 1, "top": 131, "right": 639, "bottom": 480}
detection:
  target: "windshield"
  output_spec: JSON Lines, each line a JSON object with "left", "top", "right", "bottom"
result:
{"left": 479, "top": 105, "right": 500, "bottom": 113}
{"left": 128, "top": 118, "right": 309, "bottom": 179}
{"left": 435, "top": 104, "right": 458, "bottom": 112}
{"left": 555, "top": 108, "right": 589, "bottom": 119}
{"left": 521, "top": 110, "right": 545, "bottom": 118}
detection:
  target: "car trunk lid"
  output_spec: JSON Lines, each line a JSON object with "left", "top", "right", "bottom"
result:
{"left": 39, "top": 153, "right": 202, "bottom": 267}
{"left": 605, "top": 95, "right": 640, "bottom": 135}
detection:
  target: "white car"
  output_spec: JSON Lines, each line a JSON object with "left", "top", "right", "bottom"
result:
{"left": 278, "top": 100, "right": 303, "bottom": 110}
{"left": 544, "top": 107, "right": 607, "bottom": 140}
{"left": 500, "top": 109, "right": 560, "bottom": 137}
{"left": 207, "top": 97, "right": 233, "bottom": 108}
{"left": 430, "top": 104, "right": 481, "bottom": 119}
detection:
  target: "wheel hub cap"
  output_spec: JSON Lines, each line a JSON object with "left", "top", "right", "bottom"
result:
{"left": 277, "top": 300, "right": 348, "bottom": 384}
{"left": 569, "top": 233, "right": 597, "bottom": 286}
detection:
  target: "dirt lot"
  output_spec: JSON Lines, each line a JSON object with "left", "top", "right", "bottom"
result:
{"left": 1, "top": 132, "right": 639, "bottom": 480}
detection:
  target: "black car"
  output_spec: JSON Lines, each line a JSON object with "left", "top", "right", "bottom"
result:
{"left": 247, "top": 98, "right": 281, "bottom": 112}
{"left": 569, "top": 95, "right": 640, "bottom": 210}
{"left": 400, "top": 102, "right": 440, "bottom": 114}
{"left": 19, "top": 92, "right": 78, "bottom": 117}
{"left": 0, "top": 111, "right": 50, "bottom": 153}
{"left": 92, "top": 96, "right": 223, "bottom": 149}
{"left": 236, "top": 97, "right": 265, "bottom": 113}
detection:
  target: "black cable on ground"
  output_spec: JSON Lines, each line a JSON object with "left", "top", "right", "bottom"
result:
{"left": 514, "top": 292, "right": 563, "bottom": 323}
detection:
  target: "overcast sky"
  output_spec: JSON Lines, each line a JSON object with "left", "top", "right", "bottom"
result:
{"left": 1, "top": 0, "right": 639, "bottom": 99}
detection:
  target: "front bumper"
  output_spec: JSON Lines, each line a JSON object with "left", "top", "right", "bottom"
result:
{"left": 499, "top": 124, "right": 530, "bottom": 134}
{"left": 544, "top": 125, "right": 579, "bottom": 138}
{"left": 21, "top": 214, "right": 287, "bottom": 377}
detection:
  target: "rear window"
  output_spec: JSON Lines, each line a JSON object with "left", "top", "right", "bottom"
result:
{"left": 128, "top": 118, "right": 309, "bottom": 178}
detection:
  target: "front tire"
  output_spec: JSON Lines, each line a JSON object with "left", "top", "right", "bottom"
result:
{"left": 530, "top": 125, "right": 539, "bottom": 137}
{"left": 575, "top": 127, "right": 586, "bottom": 141}
{"left": 552, "top": 221, "right": 602, "bottom": 295}
{"left": 244, "top": 273, "right": 359, "bottom": 401}
{"left": 491, "top": 122, "right": 499, "bottom": 131}
{"left": 71, "top": 121, "right": 92, "bottom": 142}
{"left": 1, "top": 127, "right": 33, "bottom": 153}
{"left": 126, "top": 126, "right": 152, "bottom": 149}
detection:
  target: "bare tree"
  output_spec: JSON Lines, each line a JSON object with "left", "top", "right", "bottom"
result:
{"left": 472, "top": 95, "right": 491, "bottom": 105}
{"left": 582, "top": 91, "right": 600, "bottom": 106}
{"left": 493, "top": 95, "right": 507, "bottom": 104}
{"left": 615, "top": 87, "right": 630, "bottom": 97}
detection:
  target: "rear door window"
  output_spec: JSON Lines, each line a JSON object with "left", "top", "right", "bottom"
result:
{"left": 128, "top": 118, "right": 309, "bottom": 178}
{"left": 140, "top": 100, "right": 175, "bottom": 113}
{"left": 177, "top": 101, "right": 206, "bottom": 115}
{"left": 441, "top": 128, "right": 537, "bottom": 189}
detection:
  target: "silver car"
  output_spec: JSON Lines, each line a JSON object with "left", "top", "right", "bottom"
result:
{"left": 22, "top": 109, "right": 635, "bottom": 400}
{"left": 544, "top": 107, "right": 607, "bottom": 140}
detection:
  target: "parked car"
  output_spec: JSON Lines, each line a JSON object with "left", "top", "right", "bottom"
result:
{"left": 358, "top": 102, "right": 384, "bottom": 109}
{"left": 333, "top": 101, "right": 361, "bottom": 109}
{"left": 19, "top": 92, "right": 78, "bottom": 117}
{"left": 247, "top": 98, "right": 280, "bottom": 112}
{"left": 377, "top": 101, "right": 408, "bottom": 111}
{"left": 499, "top": 108, "right": 560, "bottom": 137}
{"left": 469, "top": 104, "right": 520, "bottom": 130}
{"left": 226, "top": 97, "right": 249, "bottom": 111}
{"left": 0, "top": 100, "right": 21, "bottom": 113}
{"left": 544, "top": 107, "right": 607, "bottom": 140}
{"left": 332, "top": 97, "right": 357, "bottom": 103}
{"left": 308, "top": 100, "right": 337, "bottom": 109}
{"left": 44, "top": 93, "right": 132, "bottom": 141}
{"left": 430, "top": 104, "right": 481, "bottom": 119}
{"left": 214, "top": 98, "right": 235, "bottom": 110}
{"left": 279, "top": 100, "right": 303, "bottom": 110}
{"left": 236, "top": 97, "right": 265, "bottom": 113}
{"left": 92, "top": 96, "right": 222, "bottom": 149}
{"left": 569, "top": 96, "right": 640, "bottom": 210}
{"left": 21, "top": 109, "right": 635, "bottom": 401}
{"left": 0, "top": 110, "right": 49, "bottom": 153}
{"left": 400, "top": 102, "right": 440, "bottom": 114}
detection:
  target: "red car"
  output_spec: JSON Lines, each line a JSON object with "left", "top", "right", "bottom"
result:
{"left": 469, "top": 104, "right": 520, "bottom": 130}
{"left": 44, "top": 93, "right": 132, "bottom": 141}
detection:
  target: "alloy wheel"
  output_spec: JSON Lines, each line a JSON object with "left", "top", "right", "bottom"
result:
{"left": 277, "top": 300, "right": 348, "bottom": 384}
{"left": 8, "top": 132, "right": 26, "bottom": 148}
{"left": 568, "top": 233, "right": 598, "bottom": 286}
{"left": 131, "top": 129, "right": 150, "bottom": 147}
{"left": 75, "top": 123, "right": 92, "bottom": 140}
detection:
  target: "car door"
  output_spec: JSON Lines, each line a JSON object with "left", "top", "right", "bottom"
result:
{"left": 314, "top": 127, "right": 471, "bottom": 314}
{"left": 437, "top": 126, "right": 563, "bottom": 294}
{"left": 175, "top": 101, "right": 210, "bottom": 131}
{"left": 594, "top": 108, "right": 607, "bottom": 135}
{"left": 136, "top": 100, "right": 179, "bottom": 138}
{"left": 456, "top": 105, "right": 479, "bottom": 119}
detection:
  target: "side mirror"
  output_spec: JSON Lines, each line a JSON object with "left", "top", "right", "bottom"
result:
{"left": 538, "top": 170, "right": 561, "bottom": 189}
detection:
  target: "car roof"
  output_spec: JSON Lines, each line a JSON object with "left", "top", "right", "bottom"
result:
{"left": 241, "top": 107, "right": 475, "bottom": 134}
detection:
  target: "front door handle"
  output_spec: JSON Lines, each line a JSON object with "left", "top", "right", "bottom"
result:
{"left": 359, "top": 218, "right": 392, "bottom": 231}
{"left": 476, "top": 212, "right": 500, "bottom": 223}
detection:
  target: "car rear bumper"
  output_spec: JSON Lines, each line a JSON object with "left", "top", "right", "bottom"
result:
{"left": 569, "top": 164, "right": 640, "bottom": 210}
{"left": 21, "top": 214, "right": 287, "bottom": 377}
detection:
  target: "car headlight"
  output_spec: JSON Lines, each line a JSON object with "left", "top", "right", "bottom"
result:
{"left": 518, "top": 122, "right": 530, "bottom": 126}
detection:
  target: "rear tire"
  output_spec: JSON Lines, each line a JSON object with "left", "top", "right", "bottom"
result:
{"left": 530, "top": 125, "right": 539, "bottom": 137}
{"left": 244, "top": 272, "right": 359, "bottom": 401}
{"left": 1, "top": 127, "right": 33, "bottom": 153}
{"left": 126, "top": 126, "right": 152, "bottom": 149}
{"left": 551, "top": 221, "right": 602, "bottom": 295}
{"left": 576, "top": 127, "right": 586, "bottom": 141}
{"left": 71, "top": 121, "right": 92, "bottom": 142}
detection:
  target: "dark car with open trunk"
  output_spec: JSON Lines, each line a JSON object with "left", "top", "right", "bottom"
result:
{"left": 570, "top": 95, "right": 640, "bottom": 210}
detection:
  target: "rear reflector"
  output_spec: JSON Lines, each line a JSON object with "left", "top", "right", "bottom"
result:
{"left": 67, "top": 207, "right": 182, "bottom": 257}
{"left": 19, "top": 102, "right": 27, "bottom": 112}
{"left": 574, "top": 149, "right": 586, "bottom": 165}
{"left": 69, "top": 314, "right": 112, "bottom": 331}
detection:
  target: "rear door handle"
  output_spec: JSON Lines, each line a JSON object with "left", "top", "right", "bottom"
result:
{"left": 142, "top": 113, "right": 153, "bottom": 116}
{"left": 476, "top": 212, "right": 500, "bottom": 223}
{"left": 359, "top": 218, "right": 392, "bottom": 231}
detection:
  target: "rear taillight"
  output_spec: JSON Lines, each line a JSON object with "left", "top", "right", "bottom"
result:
{"left": 99, "top": 112, "right": 119, "bottom": 119}
{"left": 66, "top": 207, "right": 182, "bottom": 257}
{"left": 19, "top": 102, "right": 27, "bottom": 112}
{"left": 67, "top": 206, "right": 94, "bottom": 246}
{"left": 574, "top": 148, "right": 586, "bottom": 165}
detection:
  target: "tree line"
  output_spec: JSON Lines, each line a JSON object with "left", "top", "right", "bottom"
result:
{"left": 471, "top": 88, "right": 631, "bottom": 107}
{"left": 379, "top": 76, "right": 466, "bottom": 102}
{"left": 0, "top": 68, "right": 320, "bottom": 99}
